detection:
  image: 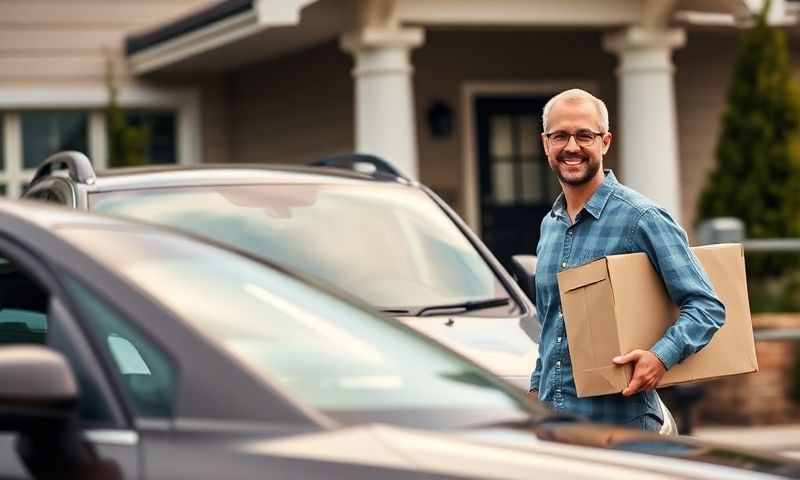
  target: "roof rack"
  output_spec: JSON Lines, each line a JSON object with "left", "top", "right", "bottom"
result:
{"left": 308, "top": 153, "right": 410, "bottom": 182}
{"left": 29, "top": 151, "right": 96, "bottom": 186}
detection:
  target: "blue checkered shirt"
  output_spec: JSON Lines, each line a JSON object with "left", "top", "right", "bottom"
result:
{"left": 531, "top": 171, "right": 725, "bottom": 425}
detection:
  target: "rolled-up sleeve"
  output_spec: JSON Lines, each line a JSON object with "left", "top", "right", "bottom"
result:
{"left": 628, "top": 208, "right": 726, "bottom": 370}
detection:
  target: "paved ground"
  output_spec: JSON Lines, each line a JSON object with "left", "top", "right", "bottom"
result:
{"left": 693, "top": 423, "right": 800, "bottom": 458}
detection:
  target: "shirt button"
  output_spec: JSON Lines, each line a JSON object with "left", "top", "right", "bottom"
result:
{"left": 561, "top": 262, "right": 567, "bottom": 268}
{"left": 557, "top": 337, "right": 562, "bottom": 343}
{"left": 556, "top": 361, "right": 561, "bottom": 367}
{"left": 567, "top": 230, "right": 573, "bottom": 236}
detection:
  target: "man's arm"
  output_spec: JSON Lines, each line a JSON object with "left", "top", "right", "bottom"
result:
{"left": 614, "top": 207, "right": 725, "bottom": 395}
{"left": 632, "top": 207, "right": 726, "bottom": 368}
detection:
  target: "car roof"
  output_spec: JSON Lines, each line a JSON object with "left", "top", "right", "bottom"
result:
{"left": 79, "top": 164, "right": 414, "bottom": 192}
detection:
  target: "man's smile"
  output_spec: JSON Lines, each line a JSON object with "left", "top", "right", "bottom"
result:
{"left": 558, "top": 155, "right": 588, "bottom": 166}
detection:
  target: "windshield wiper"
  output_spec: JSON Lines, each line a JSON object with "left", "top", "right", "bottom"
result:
{"left": 415, "top": 297, "right": 510, "bottom": 317}
{"left": 379, "top": 308, "right": 413, "bottom": 315}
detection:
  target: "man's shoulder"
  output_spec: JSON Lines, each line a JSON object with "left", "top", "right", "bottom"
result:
{"left": 539, "top": 212, "right": 560, "bottom": 235}
{"left": 608, "top": 182, "right": 660, "bottom": 217}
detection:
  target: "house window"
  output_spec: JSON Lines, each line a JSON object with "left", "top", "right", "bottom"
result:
{"left": 0, "top": 108, "right": 180, "bottom": 198}
{"left": 21, "top": 111, "right": 89, "bottom": 169}
{"left": 124, "top": 111, "right": 177, "bottom": 165}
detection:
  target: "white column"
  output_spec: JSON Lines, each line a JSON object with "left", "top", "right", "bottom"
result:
{"left": 341, "top": 27, "right": 424, "bottom": 179}
{"left": 604, "top": 27, "right": 686, "bottom": 220}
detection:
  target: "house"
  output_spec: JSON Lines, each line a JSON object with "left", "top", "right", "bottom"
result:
{"left": 0, "top": 0, "right": 795, "bottom": 264}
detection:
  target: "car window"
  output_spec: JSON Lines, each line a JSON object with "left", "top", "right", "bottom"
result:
{"left": 58, "top": 227, "right": 534, "bottom": 420}
{"left": 0, "top": 257, "right": 113, "bottom": 424}
{"left": 90, "top": 184, "right": 515, "bottom": 312}
{"left": 25, "top": 187, "right": 69, "bottom": 205}
{"left": 62, "top": 275, "right": 177, "bottom": 419}
{"left": 24, "top": 189, "right": 56, "bottom": 203}
{"left": 0, "top": 309, "right": 46, "bottom": 345}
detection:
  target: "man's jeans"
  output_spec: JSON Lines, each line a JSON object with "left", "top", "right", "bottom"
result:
{"left": 625, "top": 413, "right": 664, "bottom": 432}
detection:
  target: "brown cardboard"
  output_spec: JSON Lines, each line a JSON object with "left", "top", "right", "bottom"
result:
{"left": 557, "top": 243, "right": 758, "bottom": 398}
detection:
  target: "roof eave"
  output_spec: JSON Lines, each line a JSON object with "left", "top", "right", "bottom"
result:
{"left": 126, "top": 0, "right": 322, "bottom": 76}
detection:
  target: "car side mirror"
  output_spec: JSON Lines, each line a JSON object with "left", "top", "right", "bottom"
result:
{"left": 0, "top": 346, "right": 116, "bottom": 480}
{"left": 0, "top": 345, "right": 77, "bottom": 431}
{"left": 511, "top": 255, "right": 537, "bottom": 306}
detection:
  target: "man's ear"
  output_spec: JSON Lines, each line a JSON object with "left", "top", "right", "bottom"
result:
{"left": 601, "top": 132, "right": 613, "bottom": 155}
{"left": 541, "top": 133, "right": 549, "bottom": 155}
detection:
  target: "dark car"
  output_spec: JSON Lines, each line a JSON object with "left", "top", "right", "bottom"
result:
{"left": 23, "top": 151, "right": 540, "bottom": 388}
{"left": 0, "top": 200, "right": 798, "bottom": 479}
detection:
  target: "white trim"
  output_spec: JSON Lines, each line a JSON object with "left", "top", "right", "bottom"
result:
{"left": 460, "top": 81, "right": 595, "bottom": 233}
{"left": 89, "top": 111, "right": 108, "bottom": 170}
{"left": 396, "top": 0, "right": 643, "bottom": 26}
{"left": 128, "top": 0, "right": 323, "bottom": 75}
{"left": 84, "top": 429, "right": 139, "bottom": 446}
{"left": 3, "top": 114, "right": 21, "bottom": 197}
{"left": 178, "top": 92, "right": 202, "bottom": 166}
{"left": 129, "top": 10, "right": 261, "bottom": 75}
{"left": 0, "top": 86, "right": 197, "bottom": 110}
{"left": 254, "top": 0, "right": 321, "bottom": 25}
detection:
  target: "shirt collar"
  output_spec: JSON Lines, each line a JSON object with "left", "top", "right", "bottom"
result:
{"left": 549, "top": 170, "right": 618, "bottom": 220}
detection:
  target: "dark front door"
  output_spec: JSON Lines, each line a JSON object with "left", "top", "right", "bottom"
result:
{"left": 476, "top": 96, "right": 560, "bottom": 270}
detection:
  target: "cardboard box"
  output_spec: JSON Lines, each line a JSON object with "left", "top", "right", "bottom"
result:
{"left": 557, "top": 243, "right": 758, "bottom": 398}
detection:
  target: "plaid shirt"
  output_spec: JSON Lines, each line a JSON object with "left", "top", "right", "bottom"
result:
{"left": 531, "top": 171, "right": 725, "bottom": 425}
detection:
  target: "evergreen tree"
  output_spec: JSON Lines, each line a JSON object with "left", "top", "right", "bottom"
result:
{"left": 697, "top": 2, "right": 800, "bottom": 243}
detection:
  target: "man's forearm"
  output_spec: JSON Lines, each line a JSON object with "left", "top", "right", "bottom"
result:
{"left": 631, "top": 207, "right": 726, "bottom": 370}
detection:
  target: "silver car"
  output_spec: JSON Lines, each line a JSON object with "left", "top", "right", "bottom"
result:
{"left": 24, "top": 152, "right": 540, "bottom": 388}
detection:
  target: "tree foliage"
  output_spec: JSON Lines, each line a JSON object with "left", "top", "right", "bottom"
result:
{"left": 105, "top": 54, "right": 149, "bottom": 168}
{"left": 697, "top": 3, "right": 800, "bottom": 242}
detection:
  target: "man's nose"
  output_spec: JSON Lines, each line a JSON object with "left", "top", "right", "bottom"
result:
{"left": 564, "top": 135, "right": 581, "bottom": 151}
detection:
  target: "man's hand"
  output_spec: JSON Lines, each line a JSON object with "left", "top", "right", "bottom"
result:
{"left": 527, "top": 389, "right": 538, "bottom": 401}
{"left": 612, "top": 350, "right": 666, "bottom": 396}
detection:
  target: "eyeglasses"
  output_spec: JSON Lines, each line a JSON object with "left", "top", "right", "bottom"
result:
{"left": 545, "top": 129, "right": 604, "bottom": 148}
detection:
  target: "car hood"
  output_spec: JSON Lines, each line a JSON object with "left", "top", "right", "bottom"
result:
{"left": 477, "top": 421, "right": 800, "bottom": 479}
{"left": 240, "top": 422, "right": 800, "bottom": 479}
{"left": 397, "top": 314, "right": 537, "bottom": 388}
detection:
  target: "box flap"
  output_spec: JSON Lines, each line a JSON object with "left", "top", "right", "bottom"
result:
{"left": 557, "top": 259, "right": 608, "bottom": 294}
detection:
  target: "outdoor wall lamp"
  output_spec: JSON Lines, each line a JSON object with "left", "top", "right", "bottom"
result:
{"left": 427, "top": 101, "right": 454, "bottom": 139}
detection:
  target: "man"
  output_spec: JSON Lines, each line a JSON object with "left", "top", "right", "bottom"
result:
{"left": 528, "top": 88, "right": 725, "bottom": 432}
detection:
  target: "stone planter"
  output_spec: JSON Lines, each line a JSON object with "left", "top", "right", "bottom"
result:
{"left": 696, "top": 313, "right": 800, "bottom": 425}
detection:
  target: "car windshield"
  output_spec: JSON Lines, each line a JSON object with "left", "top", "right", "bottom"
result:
{"left": 59, "top": 226, "right": 536, "bottom": 425}
{"left": 89, "top": 184, "right": 513, "bottom": 312}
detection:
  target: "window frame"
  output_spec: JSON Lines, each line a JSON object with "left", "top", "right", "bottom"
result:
{"left": 0, "top": 86, "right": 200, "bottom": 197}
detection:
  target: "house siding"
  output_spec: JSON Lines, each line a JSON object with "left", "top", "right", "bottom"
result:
{"left": 228, "top": 41, "right": 354, "bottom": 165}
{"left": 0, "top": 0, "right": 214, "bottom": 86}
{"left": 200, "top": 76, "right": 234, "bottom": 164}
{"left": 675, "top": 30, "right": 740, "bottom": 233}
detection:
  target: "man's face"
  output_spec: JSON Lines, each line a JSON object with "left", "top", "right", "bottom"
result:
{"left": 542, "top": 99, "right": 612, "bottom": 187}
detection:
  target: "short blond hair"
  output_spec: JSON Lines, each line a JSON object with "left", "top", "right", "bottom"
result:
{"left": 542, "top": 89, "right": 609, "bottom": 133}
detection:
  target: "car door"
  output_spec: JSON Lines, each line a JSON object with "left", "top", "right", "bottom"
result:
{"left": 0, "top": 235, "right": 139, "bottom": 479}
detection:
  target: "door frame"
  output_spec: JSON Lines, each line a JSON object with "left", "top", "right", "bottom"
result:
{"left": 460, "top": 80, "right": 595, "bottom": 235}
